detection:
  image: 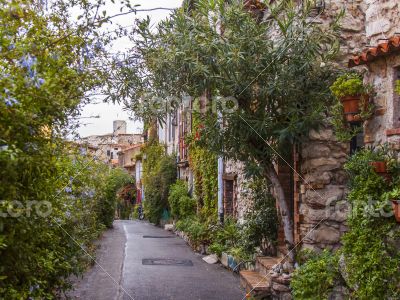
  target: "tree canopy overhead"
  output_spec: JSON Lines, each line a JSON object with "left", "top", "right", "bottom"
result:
{"left": 110, "top": 0, "right": 342, "bottom": 256}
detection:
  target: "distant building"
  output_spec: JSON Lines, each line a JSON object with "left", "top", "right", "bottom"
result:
{"left": 118, "top": 144, "right": 142, "bottom": 175}
{"left": 78, "top": 120, "right": 144, "bottom": 168}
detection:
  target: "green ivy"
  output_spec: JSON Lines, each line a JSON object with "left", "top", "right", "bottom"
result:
{"left": 142, "top": 141, "right": 177, "bottom": 224}
{"left": 188, "top": 109, "right": 218, "bottom": 218}
{"left": 341, "top": 148, "right": 400, "bottom": 299}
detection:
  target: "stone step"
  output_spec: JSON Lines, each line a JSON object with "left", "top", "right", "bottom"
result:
{"left": 239, "top": 270, "right": 271, "bottom": 298}
{"left": 255, "top": 256, "right": 282, "bottom": 276}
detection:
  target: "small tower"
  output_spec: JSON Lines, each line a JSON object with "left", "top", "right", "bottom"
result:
{"left": 113, "top": 120, "right": 127, "bottom": 135}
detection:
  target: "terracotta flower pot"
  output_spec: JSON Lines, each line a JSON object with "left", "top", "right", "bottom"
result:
{"left": 391, "top": 200, "right": 400, "bottom": 223}
{"left": 340, "top": 95, "right": 369, "bottom": 123}
{"left": 369, "top": 161, "right": 387, "bottom": 174}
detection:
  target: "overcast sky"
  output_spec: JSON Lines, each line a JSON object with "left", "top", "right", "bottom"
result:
{"left": 77, "top": 0, "right": 183, "bottom": 137}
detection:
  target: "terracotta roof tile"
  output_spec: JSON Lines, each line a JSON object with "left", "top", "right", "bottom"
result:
{"left": 349, "top": 36, "right": 400, "bottom": 68}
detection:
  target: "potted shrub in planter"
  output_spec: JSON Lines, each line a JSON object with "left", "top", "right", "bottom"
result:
{"left": 330, "top": 73, "right": 373, "bottom": 123}
{"left": 385, "top": 188, "right": 400, "bottom": 223}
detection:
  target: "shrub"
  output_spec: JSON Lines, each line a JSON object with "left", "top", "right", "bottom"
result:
{"left": 99, "top": 168, "right": 133, "bottom": 228}
{"left": 117, "top": 183, "right": 137, "bottom": 220}
{"left": 168, "top": 180, "right": 195, "bottom": 219}
{"left": 292, "top": 148, "right": 400, "bottom": 299}
{"left": 179, "top": 195, "right": 196, "bottom": 218}
{"left": 176, "top": 216, "right": 211, "bottom": 248}
{"left": 291, "top": 250, "right": 340, "bottom": 300}
{"left": 0, "top": 149, "right": 114, "bottom": 298}
{"left": 142, "top": 143, "right": 177, "bottom": 224}
{"left": 241, "top": 178, "right": 278, "bottom": 256}
{"left": 341, "top": 147, "right": 400, "bottom": 299}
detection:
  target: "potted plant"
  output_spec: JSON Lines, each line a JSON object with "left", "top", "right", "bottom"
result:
{"left": 369, "top": 161, "right": 388, "bottom": 175}
{"left": 385, "top": 188, "right": 400, "bottom": 223}
{"left": 330, "top": 73, "right": 373, "bottom": 123}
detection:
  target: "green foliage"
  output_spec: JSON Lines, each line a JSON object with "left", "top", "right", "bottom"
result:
{"left": 168, "top": 180, "right": 196, "bottom": 220}
{"left": 396, "top": 80, "right": 400, "bottom": 95}
{"left": 330, "top": 73, "right": 374, "bottom": 142}
{"left": 113, "top": 0, "right": 340, "bottom": 172}
{"left": 0, "top": 148, "right": 116, "bottom": 298}
{"left": 341, "top": 148, "right": 400, "bottom": 299}
{"left": 292, "top": 147, "right": 400, "bottom": 299}
{"left": 330, "top": 101, "right": 363, "bottom": 142}
{"left": 330, "top": 73, "right": 368, "bottom": 98}
{"left": 291, "top": 250, "right": 340, "bottom": 300}
{"left": 100, "top": 168, "right": 133, "bottom": 227}
{"left": 116, "top": 181, "right": 136, "bottom": 221}
{"left": 241, "top": 178, "right": 278, "bottom": 255}
{"left": 0, "top": 0, "right": 119, "bottom": 297}
{"left": 142, "top": 142, "right": 177, "bottom": 224}
{"left": 188, "top": 109, "right": 218, "bottom": 217}
{"left": 175, "top": 216, "right": 211, "bottom": 248}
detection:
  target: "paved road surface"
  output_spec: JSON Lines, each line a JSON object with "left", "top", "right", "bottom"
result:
{"left": 69, "top": 220, "right": 244, "bottom": 300}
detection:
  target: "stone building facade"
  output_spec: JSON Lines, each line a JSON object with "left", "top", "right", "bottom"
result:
{"left": 295, "top": 0, "right": 400, "bottom": 251}
{"left": 79, "top": 120, "right": 143, "bottom": 166}
{"left": 240, "top": 1, "right": 400, "bottom": 298}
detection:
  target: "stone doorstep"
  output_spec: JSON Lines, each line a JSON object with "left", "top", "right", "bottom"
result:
{"left": 255, "top": 256, "right": 282, "bottom": 276}
{"left": 239, "top": 270, "right": 271, "bottom": 296}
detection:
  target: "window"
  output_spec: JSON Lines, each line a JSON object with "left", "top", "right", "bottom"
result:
{"left": 110, "top": 152, "right": 113, "bottom": 159}
{"left": 107, "top": 150, "right": 110, "bottom": 156}
{"left": 223, "top": 179, "right": 235, "bottom": 217}
{"left": 350, "top": 126, "right": 364, "bottom": 155}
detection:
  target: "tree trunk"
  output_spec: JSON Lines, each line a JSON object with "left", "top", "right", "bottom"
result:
{"left": 266, "top": 166, "right": 295, "bottom": 262}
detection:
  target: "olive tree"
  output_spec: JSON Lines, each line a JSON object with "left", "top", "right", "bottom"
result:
{"left": 111, "top": 0, "right": 340, "bottom": 259}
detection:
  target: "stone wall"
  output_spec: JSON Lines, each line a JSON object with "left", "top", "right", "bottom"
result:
{"left": 295, "top": 0, "right": 362, "bottom": 249}
{"left": 224, "top": 160, "right": 253, "bottom": 223}
{"left": 364, "top": 0, "right": 399, "bottom": 45}
{"left": 297, "top": 0, "right": 400, "bottom": 250}
{"left": 363, "top": 54, "right": 400, "bottom": 145}
{"left": 298, "top": 126, "right": 349, "bottom": 251}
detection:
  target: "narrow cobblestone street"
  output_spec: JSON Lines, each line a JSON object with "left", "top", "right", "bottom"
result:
{"left": 69, "top": 220, "right": 244, "bottom": 300}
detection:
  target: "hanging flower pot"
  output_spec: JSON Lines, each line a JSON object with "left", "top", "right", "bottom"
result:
{"left": 330, "top": 73, "right": 373, "bottom": 124}
{"left": 391, "top": 200, "right": 400, "bottom": 223}
{"left": 369, "top": 161, "right": 388, "bottom": 175}
{"left": 340, "top": 95, "right": 369, "bottom": 123}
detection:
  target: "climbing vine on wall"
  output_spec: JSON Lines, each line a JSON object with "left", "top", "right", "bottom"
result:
{"left": 340, "top": 148, "right": 400, "bottom": 299}
{"left": 187, "top": 104, "right": 218, "bottom": 218}
{"left": 142, "top": 141, "right": 177, "bottom": 224}
{"left": 291, "top": 147, "right": 400, "bottom": 299}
